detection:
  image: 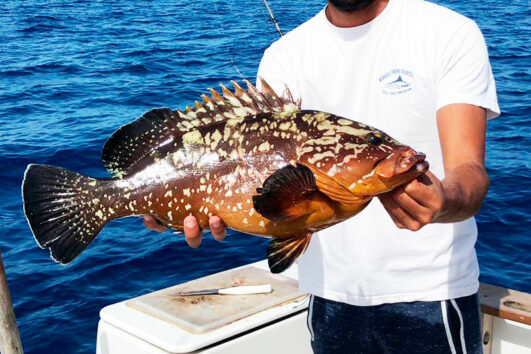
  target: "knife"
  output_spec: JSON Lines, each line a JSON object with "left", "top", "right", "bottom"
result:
{"left": 176, "top": 284, "right": 272, "bottom": 296}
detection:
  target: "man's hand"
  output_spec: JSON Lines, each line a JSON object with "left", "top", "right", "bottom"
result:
{"left": 143, "top": 215, "right": 226, "bottom": 248}
{"left": 379, "top": 171, "right": 444, "bottom": 231}
{"left": 143, "top": 215, "right": 168, "bottom": 233}
{"left": 380, "top": 103, "right": 490, "bottom": 231}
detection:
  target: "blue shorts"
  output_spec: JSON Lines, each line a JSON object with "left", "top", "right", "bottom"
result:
{"left": 307, "top": 293, "right": 482, "bottom": 354}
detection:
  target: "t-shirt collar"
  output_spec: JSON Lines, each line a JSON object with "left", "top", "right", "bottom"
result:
{"left": 319, "top": 0, "right": 398, "bottom": 40}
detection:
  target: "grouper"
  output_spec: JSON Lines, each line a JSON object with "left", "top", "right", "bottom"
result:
{"left": 22, "top": 79, "right": 428, "bottom": 273}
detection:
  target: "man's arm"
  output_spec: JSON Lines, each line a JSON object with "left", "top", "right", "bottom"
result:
{"left": 379, "top": 103, "right": 489, "bottom": 231}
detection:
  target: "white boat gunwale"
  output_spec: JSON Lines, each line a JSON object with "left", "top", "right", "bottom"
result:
{"left": 97, "top": 260, "right": 531, "bottom": 354}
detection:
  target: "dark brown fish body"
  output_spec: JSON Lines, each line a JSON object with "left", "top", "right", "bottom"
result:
{"left": 22, "top": 79, "right": 428, "bottom": 273}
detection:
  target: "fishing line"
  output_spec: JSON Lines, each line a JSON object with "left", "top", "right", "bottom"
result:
{"left": 210, "top": 0, "right": 245, "bottom": 79}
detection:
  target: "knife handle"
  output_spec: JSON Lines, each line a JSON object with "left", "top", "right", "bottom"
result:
{"left": 218, "top": 284, "right": 272, "bottom": 295}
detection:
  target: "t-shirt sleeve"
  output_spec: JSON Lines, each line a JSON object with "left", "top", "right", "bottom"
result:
{"left": 435, "top": 20, "right": 500, "bottom": 119}
{"left": 256, "top": 41, "right": 301, "bottom": 100}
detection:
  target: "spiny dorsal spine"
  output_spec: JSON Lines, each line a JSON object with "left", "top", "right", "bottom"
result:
{"left": 174, "top": 78, "right": 299, "bottom": 124}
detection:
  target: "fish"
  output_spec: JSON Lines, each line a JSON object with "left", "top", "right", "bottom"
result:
{"left": 22, "top": 78, "right": 429, "bottom": 273}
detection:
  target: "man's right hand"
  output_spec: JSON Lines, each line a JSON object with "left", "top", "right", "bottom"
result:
{"left": 143, "top": 215, "right": 226, "bottom": 248}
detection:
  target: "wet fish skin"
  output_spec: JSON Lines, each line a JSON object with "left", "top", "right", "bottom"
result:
{"left": 22, "top": 79, "right": 428, "bottom": 272}
{"left": 92, "top": 110, "right": 419, "bottom": 236}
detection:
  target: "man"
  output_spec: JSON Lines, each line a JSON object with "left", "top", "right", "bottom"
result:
{"left": 145, "top": 0, "right": 499, "bottom": 352}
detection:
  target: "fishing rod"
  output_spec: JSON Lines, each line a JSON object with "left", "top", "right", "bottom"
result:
{"left": 210, "top": 0, "right": 283, "bottom": 79}
{"left": 261, "top": 0, "right": 283, "bottom": 37}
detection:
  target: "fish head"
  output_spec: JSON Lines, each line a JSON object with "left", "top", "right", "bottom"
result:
{"left": 344, "top": 143, "right": 429, "bottom": 196}
{"left": 298, "top": 115, "right": 429, "bottom": 200}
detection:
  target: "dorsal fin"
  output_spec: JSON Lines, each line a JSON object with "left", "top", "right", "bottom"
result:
{"left": 101, "top": 79, "right": 300, "bottom": 177}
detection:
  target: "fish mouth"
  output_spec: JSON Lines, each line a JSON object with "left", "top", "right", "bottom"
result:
{"left": 375, "top": 147, "right": 428, "bottom": 179}
{"left": 402, "top": 159, "right": 429, "bottom": 176}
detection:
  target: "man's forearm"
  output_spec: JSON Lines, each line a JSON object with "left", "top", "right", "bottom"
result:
{"left": 436, "top": 162, "right": 490, "bottom": 223}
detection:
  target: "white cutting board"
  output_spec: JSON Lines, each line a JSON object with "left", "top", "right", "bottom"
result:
{"left": 127, "top": 266, "right": 305, "bottom": 334}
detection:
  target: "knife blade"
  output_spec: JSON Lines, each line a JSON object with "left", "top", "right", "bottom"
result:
{"left": 176, "top": 284, "right": 272, "bottom": 296}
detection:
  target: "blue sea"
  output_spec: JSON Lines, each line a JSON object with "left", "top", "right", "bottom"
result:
{"left": 0, "top": 0, "right": 529, "bottom": 352}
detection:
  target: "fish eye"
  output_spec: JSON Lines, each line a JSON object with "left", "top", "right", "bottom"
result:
{"left": 367, "top": 133, "right": 383, "bottom": 146}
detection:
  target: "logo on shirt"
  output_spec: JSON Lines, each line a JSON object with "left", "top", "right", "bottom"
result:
{"left": 379, "top": 69, "right": 414, "bottom": 95}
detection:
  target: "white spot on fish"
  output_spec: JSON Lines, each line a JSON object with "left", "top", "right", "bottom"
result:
{"left": 308, "top": 151, "right": 335, "bottom": 164}
{"left": 279, "top": 122, "right": 291, "bottom": 131}
{"left": 164, "top": 190, "right": 173, "bottom": 198}
{"left": 314, "top": 136, "right": 339, "bottom": 145}
{"left": 362, "top": 170, "right": 376, "bottom": 179}
{"left": 167, "top": 211, "right": 173, "bottom": 220}
{"left": 327, "top": 164, "right": 339, "bottom": 177}
{"left": 210, "top": 130, "right": 222, "bottom": 149}
{"left": 337, "top": 119, "right": 353, "bottom": 126}
{"left": 183, "top": 130, "right": 203, "bottom": 145}
{"left": 183, "top": 189, "right": 191, "bottom": 197}
{"left": 315, "top": 120, "right": 336, "bottom": 135}
{"left": 185, "top": 204, "right": 191, "bottom": 210}
{"left": 337, "top": 125, "right": 371, "bottom": 137}
{"left": 95, "top": 210, "right": 104, "bottom": 219}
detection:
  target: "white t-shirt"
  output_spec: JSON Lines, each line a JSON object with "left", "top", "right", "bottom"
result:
{"left": 257, "top": 0, "right": 499, "bottom": 306}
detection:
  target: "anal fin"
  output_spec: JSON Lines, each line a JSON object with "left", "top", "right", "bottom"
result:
{"left": 268, "top": 233, "right": 312, "bottom": 274}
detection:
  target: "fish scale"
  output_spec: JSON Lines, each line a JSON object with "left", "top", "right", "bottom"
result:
{"left": 22, "top": 78, "right": 429, "bottom": 273}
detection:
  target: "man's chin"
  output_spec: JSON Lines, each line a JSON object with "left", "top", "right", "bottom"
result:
{"left": 328, "top": 0, "right": 377, "bottom": 12}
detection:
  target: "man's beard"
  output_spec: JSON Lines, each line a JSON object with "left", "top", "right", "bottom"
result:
{"left": 329, "top": 0, "right": 376, "bottom": 12}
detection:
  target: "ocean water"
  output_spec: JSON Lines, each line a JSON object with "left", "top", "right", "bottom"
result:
{"left": 0, "top": 0, "right": 529, "bottom": 352}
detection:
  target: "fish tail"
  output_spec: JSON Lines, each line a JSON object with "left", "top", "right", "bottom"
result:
{"left": 22, "top": 164, "right": 114, "bottom": 265}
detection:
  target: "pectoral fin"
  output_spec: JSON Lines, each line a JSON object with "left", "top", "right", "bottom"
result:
{"left": 268, "top": 233, "right": 312, "bottom": 273}
{"left": 253, "top": 163, "right": 317, "bottom": 222}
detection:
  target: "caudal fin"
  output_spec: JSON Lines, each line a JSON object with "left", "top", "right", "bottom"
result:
{"left": 22, "top": 164, "right": 111, "bottom": 264}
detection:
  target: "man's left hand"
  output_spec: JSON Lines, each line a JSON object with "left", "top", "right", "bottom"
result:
{"left": 379, "top": 171, "right": 445, "bottom": 231}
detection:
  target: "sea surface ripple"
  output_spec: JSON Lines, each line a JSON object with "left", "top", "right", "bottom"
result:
{"left": 0, "top": 0, "right": 529, "bottom": 352}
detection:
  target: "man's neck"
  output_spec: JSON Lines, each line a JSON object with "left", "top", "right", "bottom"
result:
{"left": 326, "top": 0, "right": 389, "bottom": 27}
